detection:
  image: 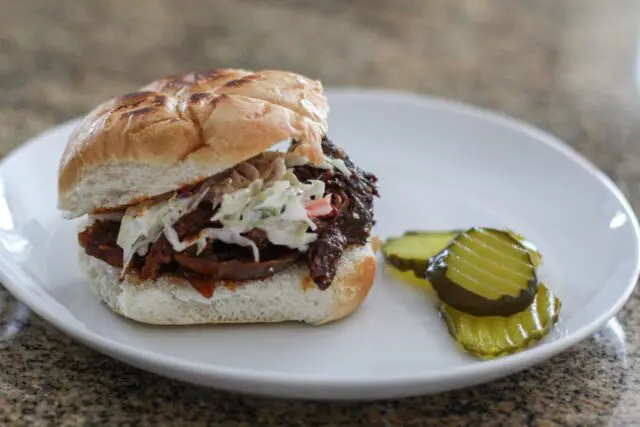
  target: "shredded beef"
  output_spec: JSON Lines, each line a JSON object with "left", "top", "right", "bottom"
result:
{"left": 140, "top": 235, "right": 174, "bottom": 280}
{"left": 241, "top": 228, "right": 270, "bottom": 250}
{"left": 173, "top": 202, "right": 216, "bottom": 238}
{"left": 308, "top": 227, "right": 347, "bottom": 290}
{"left": 136, "top": 212, "right": 289, "bottom": 281}
{"left": 294, "top": 138, "right": 378, "bottom": 245}
{"left": 78, "top": 221, "right": 123, "bottom": 268}
{"left": 294, "top": 138, "right": 379, "bottom": 286}
{"left": 175, "top": 248, "right": 300, "bottom": 279}
{"left": 77, "top": 136, "right": 379, "bottom": 294}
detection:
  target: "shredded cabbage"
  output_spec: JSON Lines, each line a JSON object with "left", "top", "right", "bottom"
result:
{"left": 285, "top": 153, "right": 352, "bottom": 177}
{"left": 163, "top": 224, "right": 259, "bottom": 260}
{"left": 326, "top": 157, "right": 352, "bottom": 177}
{"left": 208, "top": 176, "right": 324, "bottom": 253}
{"left": 116, "top": 187, "right": 208, "bottom": 273}
{"left": 141, "top": 172, "right": 324, "bottom": 262}
{"left": 115, "top": 162, "right": 333, "bottom": 269}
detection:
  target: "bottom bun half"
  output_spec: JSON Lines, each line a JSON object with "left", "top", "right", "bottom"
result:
{"left": 79, "top": 242, "right": 376, "bottom": 326}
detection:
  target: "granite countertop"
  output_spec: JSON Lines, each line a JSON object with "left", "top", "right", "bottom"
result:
{"left": 1, "top": 1, "right": 640, "bottom": 425}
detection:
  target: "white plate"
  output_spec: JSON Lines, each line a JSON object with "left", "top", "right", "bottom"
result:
{"left": 0, "top": 89, "right": 638, "bottom": 400}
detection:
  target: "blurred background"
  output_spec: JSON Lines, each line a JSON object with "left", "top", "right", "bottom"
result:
{"left": 2, "top": 0, "right": 639, "bottom": 216}
{"left": 2, "top": 1, "right": 640, "bottom": 424}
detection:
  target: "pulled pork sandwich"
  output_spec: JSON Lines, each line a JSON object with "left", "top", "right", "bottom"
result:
{"left": 57, "top": 68, "right": 379, "bottom": 325}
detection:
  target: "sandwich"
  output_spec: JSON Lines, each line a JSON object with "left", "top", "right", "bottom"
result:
{"left": 57, "top": 68, "right": 379, "bottom": 325}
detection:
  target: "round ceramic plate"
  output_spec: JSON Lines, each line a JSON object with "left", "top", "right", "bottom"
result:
{"left": 0, "top": 89, "right": 638, "bottom": 400}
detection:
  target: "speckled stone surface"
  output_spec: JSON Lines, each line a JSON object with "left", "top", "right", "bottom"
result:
{"left": 1, "top": 0, "right": 639, "bottom": 425}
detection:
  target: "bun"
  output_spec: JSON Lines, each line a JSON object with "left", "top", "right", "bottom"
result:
{"left": 79, "top": 242, "right": 376, "bottom": 325}
{"left": 58, "top": 69, "right": 329, "bottom": 217}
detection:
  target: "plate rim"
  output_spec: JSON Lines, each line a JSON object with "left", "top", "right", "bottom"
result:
{"left": 1, "top": 88, "right": 638, "bottom": 392}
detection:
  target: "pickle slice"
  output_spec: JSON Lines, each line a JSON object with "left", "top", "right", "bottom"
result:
{"left": 426, "top": 228, "right": 538, "bottom": 317}
{"left": 387, "top": 266, "right": 438, "bottom": 297}
{"left": 382, "top": 230, "right": 460, "bottom": 277}
{"left": 440, "top": 284, "right": 560, "bottom": 359}
{"left": 508, "top": 231, "right": 542, "bottom": 269}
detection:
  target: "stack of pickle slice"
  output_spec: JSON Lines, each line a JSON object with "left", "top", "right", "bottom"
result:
{"left": 383, "top": 228, "right": 561, "bottom": 359}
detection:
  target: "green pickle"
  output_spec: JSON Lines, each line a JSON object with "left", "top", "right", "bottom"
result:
{"left": 440, "top": 284, "right": 561, "bottom": 359}
{"left": 382, "top": 230, "right": 459, "bottom": 276}
{"left": 426, "top": 228, "right": 538, "bottom": 317}
{"left": 382, "top": 228, "right": 560, "bottom": 360}
{"left": 383, "top": 230, "right": 459, "bottom": 294}
{"left": 387, "top": 267, "right": 437, "bottom": 297}
{"left": 508, "top": 231, "right": 542, "bottom": 269}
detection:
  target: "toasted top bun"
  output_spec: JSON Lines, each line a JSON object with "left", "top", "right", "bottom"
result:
{"left": 80, "top": 242, "right": 376, "bottom": 326}
{"left": 58, "top": 69, "right": 329, "bottom": 217}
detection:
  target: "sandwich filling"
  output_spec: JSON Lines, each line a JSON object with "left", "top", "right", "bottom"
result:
{"left": 78, "top": 138, "right": 378, "bottom": 297}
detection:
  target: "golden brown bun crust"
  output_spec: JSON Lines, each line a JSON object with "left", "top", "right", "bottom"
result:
{"left": 317, "top": 249, "right": 376, "bottom": 325}
{"left": 58, "top": 69, "right": 329, "bottom": 215}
